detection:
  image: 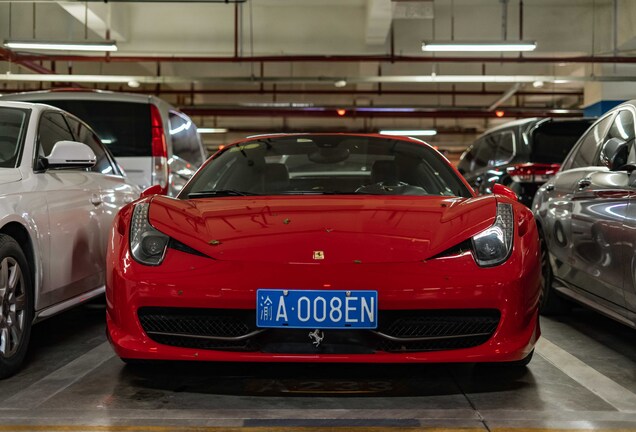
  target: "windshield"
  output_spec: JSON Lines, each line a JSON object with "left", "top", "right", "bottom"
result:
{"left": 180, "top": 135, "right": 472, "bottom": 198}
{"left": 0, "top": 107, "right": 29, "bottom": 168}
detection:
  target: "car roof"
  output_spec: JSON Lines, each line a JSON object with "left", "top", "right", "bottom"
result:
{"left": 0, "top": 100, "right": 66, "bottom": 113}
{"left": 0, "top": 89, "right": 159, "bottom": 105}
{"left": 476, "top": 116, "right": 594, "bottom": 139}
{"left": 605, "top": 100, "right": 636, "bottom": 112}
{"left": 235, "top": 132, "right": 434, "bottom": 147}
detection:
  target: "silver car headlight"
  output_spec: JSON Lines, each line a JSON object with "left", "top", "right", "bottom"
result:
{"left": 471, "top": 203, "right": 514, "bottom": 267}
{"left": 130, "top": 202, "right": 169, "bottom": 266}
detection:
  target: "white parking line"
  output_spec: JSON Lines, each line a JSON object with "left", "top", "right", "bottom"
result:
{"left": 536, "top": 337, "right": 636, "bottom": 413}
{"left": 2, "top": 342, "right": 114, "bottom": 410}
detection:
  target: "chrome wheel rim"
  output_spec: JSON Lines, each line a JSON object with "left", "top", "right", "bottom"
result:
{"left": 0, "top": 257, "right": 26, "bottom": 358}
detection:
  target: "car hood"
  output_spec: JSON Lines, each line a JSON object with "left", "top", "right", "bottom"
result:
{"left": 148, "top": 195, "right": 496, "bottom": 264}
{"left": 0, "top": 169, "right": 22, "bottom": 186}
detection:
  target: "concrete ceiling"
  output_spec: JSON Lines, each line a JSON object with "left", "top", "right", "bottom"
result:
{"left": 0, "top": 0, "right": 634, "bottom": 153}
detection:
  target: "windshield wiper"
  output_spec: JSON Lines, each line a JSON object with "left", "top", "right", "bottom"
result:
{"left": 188, "top": 190, "right": 259, "bottom": 198}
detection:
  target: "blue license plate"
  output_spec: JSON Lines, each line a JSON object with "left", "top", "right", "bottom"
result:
{"left": 256, "top": 289, "right": 378, "bottom": 329}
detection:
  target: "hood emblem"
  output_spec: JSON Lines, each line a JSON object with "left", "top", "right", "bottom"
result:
{"left": 313, "top": 251, "right": 325, "bottom": 260}
{"left": 308, "top": 329, "right": 324, "bottom": 347}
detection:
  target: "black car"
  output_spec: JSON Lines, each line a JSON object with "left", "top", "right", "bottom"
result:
{"left": 457, "top": 117, "right": 594, "bottom": 206}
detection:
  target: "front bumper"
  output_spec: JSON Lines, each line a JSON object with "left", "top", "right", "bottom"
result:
{"left": 106, "top": 235, "right": 541, "bottom": 363}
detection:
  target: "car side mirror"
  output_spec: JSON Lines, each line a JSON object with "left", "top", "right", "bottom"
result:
{"left": 44, "top": 141, "right": 96, "bottom": 169}
{"left": 140, "top": 184, "right": 164, "bottom": 199}
{"left": 600, "top": 137, "right": 629, "bottom": 171}
{"left": 492, "top": 183, "right": 518, "bottom": 201}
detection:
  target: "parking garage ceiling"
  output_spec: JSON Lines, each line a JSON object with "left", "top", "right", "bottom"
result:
{"left": 0, "top": 0, "right": 633, "bottom": 152}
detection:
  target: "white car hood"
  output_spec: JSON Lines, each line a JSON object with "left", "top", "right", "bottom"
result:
{"left": 0, "top": 169, "right": 23, "bottom": 185}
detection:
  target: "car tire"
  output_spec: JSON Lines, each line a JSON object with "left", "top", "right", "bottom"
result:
{"left": 539, "top": 233, "right": 570, "bottom": 316}
{"left": 0, "top": 234, "right": 33, "bottom": 379}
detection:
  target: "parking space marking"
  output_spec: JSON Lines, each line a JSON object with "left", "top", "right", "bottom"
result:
{"left": 536, "top": 338, "right": 636, "bottom": 412}
{"left": 0, "top": 427, "right": 484, "bottom": 432}
{"left": 2, "top": 342, "right": 115, "bottom": 410}
{"left": 0, "top": 427, "right": 634, "bottom": 432}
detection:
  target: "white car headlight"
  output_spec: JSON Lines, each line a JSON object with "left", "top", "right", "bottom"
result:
{"left": 471, "top": 203, "right": 514, "bottom": 267}
{"left": 130, "top": 203, "right": 169, "bottom": 266}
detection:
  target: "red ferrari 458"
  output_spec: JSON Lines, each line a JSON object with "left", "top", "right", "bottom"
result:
{"left": 106, "top": 134, "right": 541, "bottom": 366}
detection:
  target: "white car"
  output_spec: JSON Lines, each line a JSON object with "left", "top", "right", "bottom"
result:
{"left": 0, "top": 101, "right": 139, "bottom": 378}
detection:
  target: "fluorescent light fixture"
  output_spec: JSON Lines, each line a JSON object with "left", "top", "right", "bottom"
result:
{"left": 198, "top": 128, "right": 228, "bottom": 134}
{"left": 379, "top": 129, "right": 437, "bottom": 136}
{"left": 4, "top": 40, "right": 118, "bottom": 52}
{"left": 422, "top": 41, "right": 536, "bottom": 52}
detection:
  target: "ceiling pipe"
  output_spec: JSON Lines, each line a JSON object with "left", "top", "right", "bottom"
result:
{"left": 488, "top": 83, "right": 522, "bottom": 111}
{"left": 0, "top": 47, "right": 56, "bottom": 74}
{"left": 208, "top": 126, "right": 480, "bottom": 136}
{"left": 4, "top": 52, "right": 636, "bottom": 65}
{"left": 180, "top": 106, "right": 582, "bottom": 119}
{"left": 0, "top": 87, "right": 582, "bottom": 97}
{"left": 0, "top": 86, "right": 583, "bottom": 102}
{"left": 0, "top": 73, "right": 620, "bottom": 85}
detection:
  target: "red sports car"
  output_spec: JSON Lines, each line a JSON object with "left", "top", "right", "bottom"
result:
{"left": 106, "top": 133, "right": 541, "bottom": 366}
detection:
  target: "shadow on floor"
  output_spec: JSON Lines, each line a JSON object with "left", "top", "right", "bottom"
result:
{"left": 119, "top": 358, "right": 534, "bottom": 398}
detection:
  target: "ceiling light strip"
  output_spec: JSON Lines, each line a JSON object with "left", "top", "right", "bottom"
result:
{"left": 422, "top": 41, "right": 537, "bottom": 52}
{"left": 4, "top": 40, "right": 118, "bottom": 52}
{"left": 198, "top": 128, "right": 228, "bottom": 134}
{"left": 379, "top": 130, "right": 437, "bottom": 136}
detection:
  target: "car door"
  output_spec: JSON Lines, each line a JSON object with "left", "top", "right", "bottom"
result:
{"left": 568, "top": 109, "right": 634, "bottom": 311}
{"left": 34, "top": 111, "right": 104, "bottom": 308}
{"left": 540, "top": 114, "right": 614, "bottom": 284}
{"left": 65, "top": 115, "right": 138, "bottom": 262}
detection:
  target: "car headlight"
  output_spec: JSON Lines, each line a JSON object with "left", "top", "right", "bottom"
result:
{"left": 130, "top": 202, "right": 169, "bottom": 266}
{"left": 471, "top": 203, "right": 514, "bottom": 267}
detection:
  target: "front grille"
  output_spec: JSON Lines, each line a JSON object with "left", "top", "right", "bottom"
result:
{"left": 137, "top": 307, "right": 500, "bottom": 354}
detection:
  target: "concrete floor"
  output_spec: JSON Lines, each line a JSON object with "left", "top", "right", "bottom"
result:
{"left": 1, "top": 300, "right": 635, "bottom": 432}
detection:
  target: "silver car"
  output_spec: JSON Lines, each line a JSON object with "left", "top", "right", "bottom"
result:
{"left": 1, "top": 90, "right": 207, "bottom": 196}
{"left": 0, "top": 101, "right": 139, "bottom": 378}
{"left": 533, "top": 101, "right": 636, "bottom": 328}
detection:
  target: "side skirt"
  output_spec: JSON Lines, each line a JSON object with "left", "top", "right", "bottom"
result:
{"left": 33, "top": 285, "right": 105, "bottom": 324}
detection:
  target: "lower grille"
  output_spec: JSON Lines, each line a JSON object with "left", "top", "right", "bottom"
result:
{"left": 138, "top": 308, "right": 256, "bottom": 350}
{"left": 375, "top": 310, "right": 500, "bottom": 352}
{"left": 137, "top": 307, "right": 500, "bottom": 354}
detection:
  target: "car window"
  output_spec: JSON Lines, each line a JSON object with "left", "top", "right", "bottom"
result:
{"left": 38, "top": 111, "right": 75, "bottom": 158}
{"left": 473, "top": 134, "right": 499, "bottom": 169}
{"left": 457, "top": 145, "right": 475, "bottom": 174}
{"left": 65, "top": 116, "right": 117, "bottom": 175}
{"left": 0, "top": 107, "right": 29, "bottom": 168}
{"left": 530, "top": 119, "right": 594, "bottom": 164}
{"left": 32, "top": 99, "right": 152, "bottom": 157}
{"left": 169, "top": 111, "right": 203, "bottom": 166}
{"left": 564, "top": 115, "right": 613, "bottom": 169}
{"left": 493, "top": 131, "right": 515, "bottom": 165}
{"left": 605, "top": 110, "right": 635, "bottom": 143}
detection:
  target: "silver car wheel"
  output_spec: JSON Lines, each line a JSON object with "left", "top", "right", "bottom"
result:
{"left": 0, "top": 257, "right": 26, "bottom": 359}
